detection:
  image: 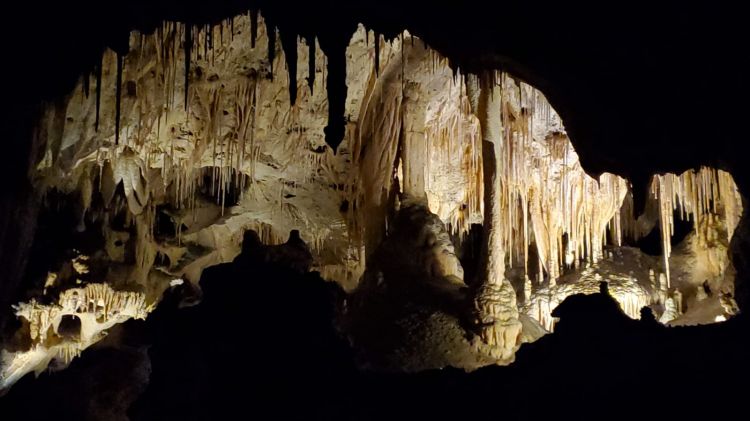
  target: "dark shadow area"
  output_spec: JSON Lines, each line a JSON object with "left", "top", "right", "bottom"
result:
{"left": 1, "top": 235, "right": 748, "bottom": 420}
{"left": 0, "top": 3, "right": 749, "bottom": 417}
{"left": 128, "top": 231, "right": 354, "bottom": 420}
{"left": 457, "top": 223, "right": 483, "bottom": 288}
{"left": 3, "top": 0, "right": 750, "bottom": 340}
{"left": 635, "top": 208, "right": 694, "bottom": 256}
{"left": 197, "top": 167, "right": 249, "bottom": 207}
{"left": 0, "top": 329, "right": 151, "bottom": 420}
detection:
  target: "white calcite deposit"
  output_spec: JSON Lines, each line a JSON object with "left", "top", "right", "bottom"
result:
{"left": 2, "top": 11, "right": 743, "bottom": 389}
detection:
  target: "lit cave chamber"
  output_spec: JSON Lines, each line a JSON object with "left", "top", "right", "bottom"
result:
{"left": 0, "top": 7, "right": 748, "bottom": 420}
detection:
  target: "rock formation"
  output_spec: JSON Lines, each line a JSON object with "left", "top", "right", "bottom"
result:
{"left": 0, "top": 10, "right": 744, "bottom": 390}
{"left": 1, "top": 283, "right": 151, "bottom": 393}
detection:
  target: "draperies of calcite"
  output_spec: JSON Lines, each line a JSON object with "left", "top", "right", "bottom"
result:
{"left": 3, "top": 9, "right": 741, "bottom": 388}
{"left": 648, "top": 167, "right": 741, "bottom": 288}
{"left": 1, "top": 283, "right": 151, "bottom": 393}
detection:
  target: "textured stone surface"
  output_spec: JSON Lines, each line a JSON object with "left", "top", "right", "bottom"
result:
{"left": 1, "top": 10, "right": 743, "bottom": 391}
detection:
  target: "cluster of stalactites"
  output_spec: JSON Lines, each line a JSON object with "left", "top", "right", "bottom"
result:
{"left": 353, "top": 61, "right": 628, "bottom": 280}
{"left": 120, "top": 19, "right": 263, "bottom": 213}
{"left": 350, "top": 61, "right": 630, "bottom": 283}
{"left": 1, "top": 284, "right": 151, "bottom": 391}
{"left": 146, "top": 15, "right": 330, "bottom": 214}
{"left": 650, "top": 167, "right": 742, "bottom": 287}
{"left": 423, "top": 76, "right": 483, "bottom": 238}
{"left": 29, "top": 11, "right": 353, "bottom": 297}
{"left": 15, "top": 284, "right": 150, "bottom": 340}
{"left": 463, "top": 71, "right": 629, "bottom": 284}
{"left": 45, "top": 12, "right": 330, "bottom": 221}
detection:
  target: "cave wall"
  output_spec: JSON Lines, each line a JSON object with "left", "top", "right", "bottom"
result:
{"left": 3, "top": 8, "right": 666, "bottom": 386}
{"left": 0, "top": 2, "right": 748, "bottom": 397}
{"left": 3, "top": 1, "right": 750, "bottom": 319}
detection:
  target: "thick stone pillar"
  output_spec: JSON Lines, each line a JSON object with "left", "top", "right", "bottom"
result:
{"left": 400, "top": 95, "right": 428, "bottom": 204}
{"left": 471, "top": 73, "right": 522, "bottom": 361}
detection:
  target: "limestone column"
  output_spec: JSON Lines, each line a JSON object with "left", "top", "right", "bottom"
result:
{"left": 399, "top": 41, "right": 431, "bottom": 206}
{"left": 400, "top": 93, "right": 428, "bottom": 204}
{"left": 471, "top": 72, "right": 522, "bottom": 361}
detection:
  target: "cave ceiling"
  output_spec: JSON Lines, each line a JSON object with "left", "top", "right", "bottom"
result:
{"left": 5, "top": 1, "right": 748, "bottom": 184}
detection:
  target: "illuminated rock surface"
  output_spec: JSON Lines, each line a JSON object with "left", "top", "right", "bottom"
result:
{"left": 0, "top": 9, "right": 745, "bottom": 403}
{"left": 0, "top": 283, "right": 151, "bottom": 391}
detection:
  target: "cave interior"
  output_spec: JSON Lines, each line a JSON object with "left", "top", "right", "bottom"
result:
{"left": 0, "top": 1, "right": 749, "bottom": 420}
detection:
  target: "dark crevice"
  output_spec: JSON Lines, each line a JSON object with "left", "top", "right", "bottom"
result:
{"left": 114, "top": 53, "right": 123, "bottom": 144}
{"left": 249, "top": 9, "right": 258, "bottom": 48}
{"left": 279, "top": 29, "right": 297, "bottom": 105}
{"left": 94, "top": 53, "right": 103, "bottom": 132}
{"left": 184, "top": 24, "right": 191, "bottom": 110}
{"left": 267, "top": 20, "right": 276, "bottom": 77}
{"left": 308, "top": 38, "right": 315, "bottom": 94}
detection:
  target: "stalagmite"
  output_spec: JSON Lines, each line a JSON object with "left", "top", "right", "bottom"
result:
{"left": 660, "top": 297, "right": 680, "bottom": 323}
{"left": 524, "top": 276, "right": 532, "bottom": 303}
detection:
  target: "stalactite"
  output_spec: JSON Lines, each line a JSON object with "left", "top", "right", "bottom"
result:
{"left": 250, "top": 9, "right": 258, "bottom": 48}
{"left": 281, "top": 31, "right": 298, "bottom": 105}
{"left": 202, "top": 24, "right": 209, "bottom": 62}
{"left": 267, "top": 24, "right": 277, "bottom": 77}
{"left": 351, "top": 43, "right": 404, "bottom": 256}
{"left": 719, "top": 169, "right": 742, "bottom": 240}
{"left": 82, "top": 71, "right": 90, "bottom": 99}
{"left": 22, "top": 17, "right": 748, "bottom": 383}
{"left": 95, "top": 54, "right": 103, "bottom": 132}
{"left": 210, "top": 24, "right": 216, "bottom": 65}
{"left": 115, "top": 53, "right": 123, "bottom": 145}
{"left": 184, "top": 24, "right": 191, "bottom": 110}
{"left": 374, "top": 31, "right": 380, "bottom": 77}
{"left": 650, "top": 166, "right": 742, "bottom": 288}
{"left": 308, "top": 39, "right": 316, "bottom": 95}
{"left": 424, "top": 70, "right": 628, "bottom": 286}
